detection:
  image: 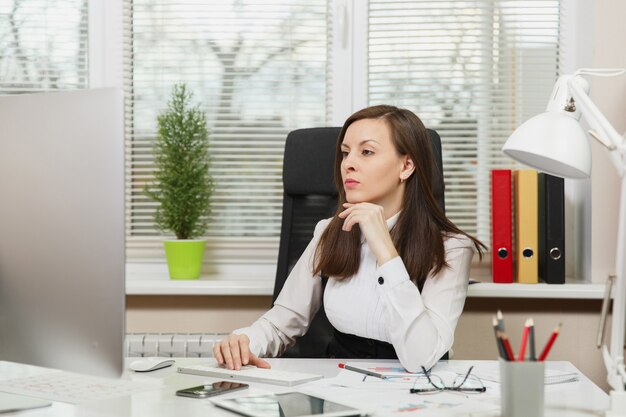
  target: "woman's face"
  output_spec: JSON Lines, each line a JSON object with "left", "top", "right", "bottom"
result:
{"left": 340, "top": 118, "right": 413, "bottom": 213}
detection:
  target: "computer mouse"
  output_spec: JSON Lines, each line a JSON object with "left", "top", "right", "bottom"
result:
{"left": 129, "top": 357, "right": 175, "bottom": 372}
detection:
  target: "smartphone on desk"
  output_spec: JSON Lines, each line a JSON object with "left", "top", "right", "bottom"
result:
{"left": 176, "top": 381, "right": 249, "bottom": 399}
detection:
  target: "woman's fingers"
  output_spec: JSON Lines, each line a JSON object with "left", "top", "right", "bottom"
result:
{"left": 239, "top": 336, "right": 251, "bottom": 365}
{"left": 338, "top": 202, "right": 398, "bottom": 263}
{"left": 213, "top": 343, "right": 224, "bottom": 366}
{"left": 229, "top": 337, "right": 242, "bottom": 370}
{"left": 249, "top": 354, "right": 271, "bottom": 369}
{"left": 215, "top": 334, "right": 261, "bottom": 370}
{"left": 340, "top": 203, "right": 382, "bottom": 231}
{"left": 221, "top": 340, "right": 234, "bottom": 370}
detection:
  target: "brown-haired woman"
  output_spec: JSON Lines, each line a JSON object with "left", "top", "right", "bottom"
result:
{"left": 214, "top": 105, "right": 485, "bottom": 373}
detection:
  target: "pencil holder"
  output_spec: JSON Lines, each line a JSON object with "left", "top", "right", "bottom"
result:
{"left": 499, "top": 359, "right": 545, "bottom": 417}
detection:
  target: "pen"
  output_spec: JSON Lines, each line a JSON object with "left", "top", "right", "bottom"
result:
{"left": 338, "top": 363, "right": 386, "bottom": 379}
{"left": 529, "top": 318, "right": 536, "bottom": 361}
{"left": 539, "top": 323, "right": 561, "bottom": 361}
{"left": 518, "top": 318, "right": 530, "bottom": 361}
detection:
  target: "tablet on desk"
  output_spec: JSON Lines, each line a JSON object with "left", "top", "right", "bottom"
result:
{"left": 212, "top": 392, "right": 368, "bottom": 417}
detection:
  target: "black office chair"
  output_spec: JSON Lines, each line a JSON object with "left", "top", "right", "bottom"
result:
{"left": 272, "top": 127, "right": 445, "bottom": 358}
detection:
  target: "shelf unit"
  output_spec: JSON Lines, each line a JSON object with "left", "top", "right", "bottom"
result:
{"left": 126, "top": 267, "right": 608, "bottom": 299}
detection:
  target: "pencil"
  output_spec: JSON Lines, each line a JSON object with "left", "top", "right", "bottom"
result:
{"left": 497, "top": 310, "right": 506, "bottom": 332}
{"left": 529, "top": 318, "right": 536, "bottom": 361}
{"left": 498, "top": 330, "right": 515, "bottom": 361}
{"left": 518, "top": 318, "right": 530, "bottom": 361}
{"left": 538, "top": 323, "right": 561, "bottom": 361}
{"left": 338, "top": 363, "right": 386, "bottom": 379}
{"left": 493, "top": 316, "right": 507, "bottom": 359}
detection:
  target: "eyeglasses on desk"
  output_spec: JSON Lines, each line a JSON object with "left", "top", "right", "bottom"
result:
{"left": 409, "top": 366, "right": 486, "bottom": 394}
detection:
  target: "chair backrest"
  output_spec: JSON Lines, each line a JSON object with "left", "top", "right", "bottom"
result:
{"left": 273, "top": 127, "right": 444, "bottom": 358}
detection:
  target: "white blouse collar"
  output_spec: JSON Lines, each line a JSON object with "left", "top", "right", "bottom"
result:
{"left": 386, "top": 211, "right": 401, "bottom": 229}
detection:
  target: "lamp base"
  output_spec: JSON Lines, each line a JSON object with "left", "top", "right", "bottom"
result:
{"left": 606, "top": 391, "right": 626, "bottom": 417}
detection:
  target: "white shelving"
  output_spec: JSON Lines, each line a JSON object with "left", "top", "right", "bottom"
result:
{"left": 126, "top": 266, "right": 607, "bottom": 299}
{"left": 126, "top": 279, "right": 275, "bottom": 296}
{"left": 466, "top": 282, "right": 607, "bottom": 299}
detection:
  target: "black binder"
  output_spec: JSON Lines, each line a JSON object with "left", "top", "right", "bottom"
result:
{"left": 538, "top": 173, "right": 565, "bottom": 284}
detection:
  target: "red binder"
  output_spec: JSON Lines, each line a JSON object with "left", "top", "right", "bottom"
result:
{"left": 491, "top": 170, "right": 513, "bottom": 283}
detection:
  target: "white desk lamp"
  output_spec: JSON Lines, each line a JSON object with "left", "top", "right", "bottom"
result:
{"left": 502, "top": 68, "right": 626, "bottom": 416}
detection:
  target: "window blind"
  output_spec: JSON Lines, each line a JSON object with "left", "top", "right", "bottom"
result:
{"left": 367, "top": 0, "right": 563, "bottom": 246}
{"left": 124, "top": 0, "right": 328, "bottom": 263}
{"left": 0, "top": 0, "right": 88, "bottom": 93}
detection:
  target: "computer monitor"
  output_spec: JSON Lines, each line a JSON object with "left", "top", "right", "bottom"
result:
{"left": 0, "top": 88, "right": 125, "bottom": 378}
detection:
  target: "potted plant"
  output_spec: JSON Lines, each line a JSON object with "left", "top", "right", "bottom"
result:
{"left": 145, "top": 84, "right": 214, "bottom": 279}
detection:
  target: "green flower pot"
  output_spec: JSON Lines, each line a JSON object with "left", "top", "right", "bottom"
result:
{"left": 164, "top": 239, "right": 206, "bottom": 280}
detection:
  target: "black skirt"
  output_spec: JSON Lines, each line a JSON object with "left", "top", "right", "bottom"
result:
{"left": 326, "top": 326, "right": 449, "bottom": 361}
{"left": 326, "top": 327, "right": 398, "bottom": 359}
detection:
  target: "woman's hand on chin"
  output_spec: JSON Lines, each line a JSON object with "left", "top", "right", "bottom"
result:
{"left": 338, "top": 202, "right": 398, "bottom": 265}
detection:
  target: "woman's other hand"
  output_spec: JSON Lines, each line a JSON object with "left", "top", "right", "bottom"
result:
{"left": 338, "top": 202, "right": 399, "bottom": 265}
{"left": 213, "top": 333, "right": 271, "bottom": 370}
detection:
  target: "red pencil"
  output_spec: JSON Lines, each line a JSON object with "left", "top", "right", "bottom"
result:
{"left": 518, "top": 318, "right": 531, "bottom": 361}
{"left": 539, "top": 323, "right": 562, "bottom": 361}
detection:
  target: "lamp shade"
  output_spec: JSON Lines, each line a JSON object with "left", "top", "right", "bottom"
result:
{"left": 502, "top": 111, "right": 591, "bottom": 179}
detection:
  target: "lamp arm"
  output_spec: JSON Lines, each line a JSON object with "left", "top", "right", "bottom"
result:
{"left": 605, "top": 177, "right": 626, "bottom": 393}
{"left": 567, "top": 76, "right": 626, "bottom": 394}
{"left": 568, "top": 78, "right": 625, "bottom": 177}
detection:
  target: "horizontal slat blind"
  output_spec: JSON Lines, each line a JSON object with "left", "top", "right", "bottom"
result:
{"left": 0, "top": 0, "right": 88, "bottom": 93}
{"left": 368, "top": 0, "right": 562, "bottom": 247}
{"left": 125, "top": 0, "right": 327, "bottom": 261}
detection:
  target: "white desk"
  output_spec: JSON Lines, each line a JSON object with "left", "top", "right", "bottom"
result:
{"left": 0, "top": 358, "right": 609, "bottom": 416}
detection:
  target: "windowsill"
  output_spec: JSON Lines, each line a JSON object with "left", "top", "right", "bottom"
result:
{"left": 126, "top": 278, "right": 275, "bottom": 295}
{"left": 125, "top": 263, "right": 275, "bottom": 296}
{"left": 126, "top": 263, "right": 608, "bottom": 299}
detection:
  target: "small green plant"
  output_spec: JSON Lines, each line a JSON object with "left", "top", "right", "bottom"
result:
{"left": 145, "top": 84, "right": 214, "bottom": 239}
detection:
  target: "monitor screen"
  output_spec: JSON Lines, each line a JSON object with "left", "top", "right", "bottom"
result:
{"left": 0, "top": 88, "right": 125, "bottom": 378}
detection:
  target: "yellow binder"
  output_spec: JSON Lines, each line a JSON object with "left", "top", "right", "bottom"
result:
{"left": 514, "top": 170, "right": 538, "bottom": 283}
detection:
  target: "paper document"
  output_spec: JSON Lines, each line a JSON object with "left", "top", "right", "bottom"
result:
{"left": 302, "top": 372, "right": 499, "bottom": 416}
{"left": 475, "top": 366, "right": 579, "bottom": 385}
{"left": 177, "top": 363, "right": 323, "bottom": 386}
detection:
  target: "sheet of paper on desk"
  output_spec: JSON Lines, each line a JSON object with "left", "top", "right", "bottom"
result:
{"left": 472, "top": 362, "right": 579, "bottom": 385}
{"left": 301, "top": 376, "right": 499, "bottom": 416}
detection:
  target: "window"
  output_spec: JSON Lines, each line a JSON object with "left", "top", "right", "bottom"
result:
{"left": 0, "top": 0, "right": 567, "bottom": 280}
{"left": 124, "top": 0, "right": 328, "bottom": 273}
{"left": 366, "top": 0, "right": 562, "bottom": 244}
{"left": 0, "top": 0, "right": 88, "bottom": 93}
{"left": 125, "top": 0, "right": 564, "bottom": 275}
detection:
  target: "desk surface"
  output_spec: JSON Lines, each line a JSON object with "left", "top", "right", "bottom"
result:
{"left": 0, "top": 358, "right": 609, "bottom": 417}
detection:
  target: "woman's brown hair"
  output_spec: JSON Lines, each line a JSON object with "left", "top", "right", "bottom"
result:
{"left": 312, "top": 105, "right": 485, "bottom": 287}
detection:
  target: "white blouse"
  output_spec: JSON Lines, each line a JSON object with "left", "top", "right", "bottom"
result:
{"left": 234, "top": 213, "right": 475, "bottom": 372}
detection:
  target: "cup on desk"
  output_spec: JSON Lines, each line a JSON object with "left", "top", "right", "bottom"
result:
{"left": 499, "top": 359, "right": 545, "bottom": 417}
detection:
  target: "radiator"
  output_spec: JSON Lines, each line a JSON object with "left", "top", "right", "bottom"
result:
{"left": 125, "top": 333, "right": 227, "bottom": 357}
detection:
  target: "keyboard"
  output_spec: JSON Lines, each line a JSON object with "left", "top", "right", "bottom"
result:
{"left": 177, "top": 363, "right": 323, "bottom": 386}
{"left": 0, "top": 371, "right": 157, "bottom": 404}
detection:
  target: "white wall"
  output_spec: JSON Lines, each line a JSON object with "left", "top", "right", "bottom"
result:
{"left": 590, "top": 0, "right": 626, "bottom": 283}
